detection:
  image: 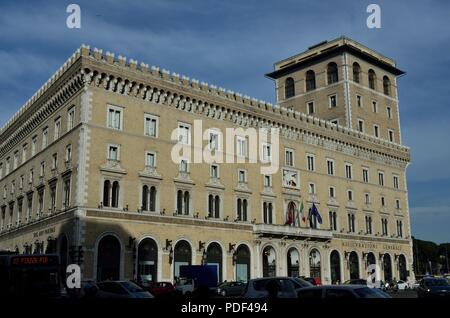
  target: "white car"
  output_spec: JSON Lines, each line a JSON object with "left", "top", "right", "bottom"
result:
{"left": 175, "top": 277, "right": 195, "bottom": 295}
{"left": 396, "top": 280, "right": 409, "bottom": 290}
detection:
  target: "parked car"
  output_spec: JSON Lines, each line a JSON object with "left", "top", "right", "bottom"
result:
{"left": 297, "top": 285, "right": 391, "bottom": 299}
{"left": 396, "top": 280, "right": 409, "bottom": 290}
{"left": 216, "top": 281, "right": 246, "bottom": 297}
{"left": 145, "top": 281, "right": 175, "bottom": 297}
{"left": 299, "top": 276, "right": 320, "bottom": 286}
{"left": 93, "top": 281, "right": 153, "bottom": 298}
{"left": 242, "top": 277, "right": 313, "bottom": 298}
{"left": 174, "top": 277, "right": 195, "bottom": 295}
{"left": 417, "top": 277, "right": 450, "bottom": 298}
{"left": 343, "top": 279, "right": 368, "bottom": 285}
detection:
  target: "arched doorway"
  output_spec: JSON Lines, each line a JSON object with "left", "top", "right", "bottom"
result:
{"left": 398, "top": 254, "right": 407, "bottom": 281}
{"left": 262, "top": 246, "right": 276, "bottom": 277}
{"left": 97, "top": 235, "right": 121, "bottom": 281}
{"left": 309, "top": 249, "right": 321, "bottom": 282}
{"left": 383, "top": 254, "right": 393, "bottom": 282}
{"left": 349, "top": 251, "right": 360, "bottom": 279}
{"left": 235, "top": 245, "right": 250, "bottom": 282}
{"left": 174, "top": 240, "right": 192, "bottom": 278}
{"left": 137, "top": 238, "right": 158, "bottom": 285}
{"left": 287, "top": 248, "right": 300, "bottom": 277}
{"left": 330, "top": 250, "right": 341, "bottom": 284}
{"left": 206, "top": 242, "right": 223, "bottom": 283}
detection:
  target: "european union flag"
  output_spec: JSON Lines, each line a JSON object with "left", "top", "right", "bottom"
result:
{"left": 311, "top": 203, "right": 323, "bottom": 224}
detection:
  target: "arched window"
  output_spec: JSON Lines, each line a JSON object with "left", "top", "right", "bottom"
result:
{"left": 177, "top": 190, "right": 183, "bottom": 215}
{"left": 174, "top": 240, "right": 192, "bottom": 278}
{"left": 287, "top": 248, "right": 300, "bottom": 277}
{"left": 142, "top": 185, "right": 149, "bottom": 211}
{"left": 149, "top": 186, "right": 156, "bottom": 212}
{"left": 262, "top": 246, "right": 276, "bottom": 277}
{"left": 103, "top": 180, "right": 111, "bottom": 207}
{"left": 368, "top": 69, "right": 376, "bottom": 90}
{"left": 137, "top": 238, "right": 158, "bottom": 284}
{"left": 330, "top": 250, "right": 341, "bottom": 284}
{"left": 398, "top": 254, "right": 407, "bottom": 281}
{"left": 353, "top": 62, "right": 361, "bottom": 83}
{"left": 237, "top": 199, "right": 242, "bottom": 221}
{"left": 305, "top": 70, "right": 316, "bottom": 91}
{"left": 235, "top": 245, "right": 251, "bottom": 282}
{"left": 183, "top": 191, "right": 190, "bottom": 215}
{"left": 284, "top": 77, "right": 295, "bottom": 99}
{"left": 309, "top": 249, "right": 321, "bottom": 282}
{"left": 111, "top": 181, "right": 119, "bottom": 208}
{"left": 97, "top": 235, "right": 121, "bottom": 281}
{"left": 214, "top": 195, "right": 220, "bottom": 218}
{"left": 242, "top": 199, "right": 248, "bottom": 221}
{"left": 349, "top": 251, "right": 360, "bottom": 279}
{"left": 208, "top": 194, "right": 214, "bottom": 217}
{"left": 327, "top": 62, "right": 338, "bottom": 84}
{"left": 383, "top": 254, "right": 392, "bottom": 282}
{"left": 383, "top": 76, "right": 391, "bottom": 95}
{"left": 206, "top": 243, "right": 223, "bottom": 283}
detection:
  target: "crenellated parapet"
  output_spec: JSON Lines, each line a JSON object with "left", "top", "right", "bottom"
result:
{"left": 0, "top": 44, "right": 411, "bottom": 166}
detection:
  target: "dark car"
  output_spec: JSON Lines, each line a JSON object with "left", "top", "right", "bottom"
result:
{"left": 297, "top": 285, "right": 391, "bottom": 299}
{"left": 242, "top": 277, "right": 313, "bottom": 298}
{"left": 146, "top": 281, "right": 175, "bottom": 297}
{"left": 417, "top": 278, "right": 450, "bottom": 298}
{"left": 216, "top": 281, "right": 246, "bottom": 297}
{"left": 92, "top": 281, "right": 153, "bottom": 298}
{"left": 299, "top": 276, "right": 320, "bottom": 286}
{"left": 343, "top": 279, "right": 368, "bottom": 285}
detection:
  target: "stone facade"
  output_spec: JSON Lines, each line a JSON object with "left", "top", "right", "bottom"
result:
{"left": 0, "top": 37, "right": 414, "bottom": 285}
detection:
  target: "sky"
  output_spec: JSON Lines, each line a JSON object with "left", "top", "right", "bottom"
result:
{"left": 0, "top": 0, "right": 449, "bottom": 243}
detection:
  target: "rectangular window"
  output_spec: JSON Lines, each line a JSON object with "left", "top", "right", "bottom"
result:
{"left": 393, "top": 175, "right": 399, "bottom": 189}
{"left": 347, "top": 190, "right": 353, "bottom": 201}
{"left": 307, "top": 101, "right": 315, "bottom": 114}
{"left": 42, "top": 127, "right": 49, "bottom": 148}
{"left": 262, "top": 143, "right": 272, "bottom": 162}
{"left": 307, "top": 154, "right": 315, "bottom": 171}
{"left": 54, "top": 117, "right": 61, "bottom": 140}
{"left": 358, "top": 120, "right": 364, "bottom": 133}
{"left": 356, "top": 95, "right": 362, "bottom": 107}
{"left": 238, "top": 170, "right": 246, "bottom": 183}
{"left": 327, "top": 159, "right": 335, "bottom": 175}
{"left": 22, "top": 144, "right": 27, "bottom": 163}
{"left": 388, "top": 130, "right": 394, "bottom": 142}
{"left": 264, "top": 175, "right": 272, "bottom": 188}
{"left": 364, "top": 193, "right": 370, "bottom": 204}
{"left": 65, "top": 145, "right": 72, "bottom": 162}
{"left": 5, "top": 158, "right": 10, "bottom": 174}
{"left": 146, "top": 152, "right": 156, "bottom": 167}
{"left": 180, "top": 159, "right": 188, "bottom": 172}
{"left": 396, "top": 199, "right": 401, "bottom": 209}
{"left": 210, "top": 164, "right": 219, "bottom": 178}
{"left": 329, "top": 187, "right": 335, "bottom": 198}
{"left": 144, "top": 114, "right": 158, "bottom": 137}
{"left": 348, "top": 213, "right": 355, "bottom": 233}
{"left": 13, "top": 151, "right": 19, "bottom": 170}
{"left": 381, "top": 196, "right": 386, "bottom": 206}
{"left": 0, "top": 163, "right": 2, "bottom": 180}
{"left": 386, "top": 107, "right": 392, "bottom": 119}
{"left": 236, "top": 136, "right": 247, "bottom": 158}
{"left": 108, "top": 145, "right": 119, "bottom": 161}
{"left": 374, "top": 125, "right": 380, "bottom": 138}
{"left": 31, "top": 135, "right": 37, "bottom": 156}
{"left": 68, "top": 107, "right": 75, "bottom": 130}
{"left": 329, "top": 95, "right": 337, "bottom": 108}
{"left": 362, "top": 168, "right": 369, "bottom": 183}
{"left": 285, "top": 149, "right": 294, "bottom": 167}
{"left": 107, "top": 105, "right": 123, "bottom": 130}
{"left": 345, "top": 163, "right": 352, "bottom": 179}
{"left": 208, "top": 130, "right": 220, "bottom": 151}
{"left": 378, "top": 172, "right": 385, "bottom": 186}
{"left": 52, "top": 153, "right": 58, "bottom": 170}
{"left": 40, "top": 162, "right": 45, "bottom": 177}
{"left": 29, "top": 169, "right": 34, "bottom": 184}
{"left": 178, "top": 122, "right": 191, "bottom": 145}
{"left": 308, "top": 183, "right": 316, "bottom": 194}
{"left": 372, "top": 101, "right": 378, "bottom": 113}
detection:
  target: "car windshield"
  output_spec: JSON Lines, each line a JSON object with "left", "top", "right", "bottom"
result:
{"left": 425, "top": 279, "right": 449, "bottom": 287}
{"left": 122, "top": 281, "right": 145, "bottom": 292}
{"left": 354, "top": 287, "right": 385, "bottom": 298}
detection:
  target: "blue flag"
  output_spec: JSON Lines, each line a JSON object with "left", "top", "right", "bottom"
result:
{"left": 311, "top": 203, "right": 323, "bottom": 224}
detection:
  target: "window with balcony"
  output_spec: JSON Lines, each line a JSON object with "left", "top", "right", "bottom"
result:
{"left": 208, "top": 194, "right": 221, "bottom": 219}
{"left": 263, "top": 202, "right": 273, "bottom": 224}
{"left": 176, "top": 190, "right": 190, "bottom": 215}
{"left": 329, "top": 211, "right": 337, "bottom": 231}
{"left": 348, "top": 213, "right": 355, "bottom": 233}
{"left": 237, "top": 198, "right": 248, "bottom": 221}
